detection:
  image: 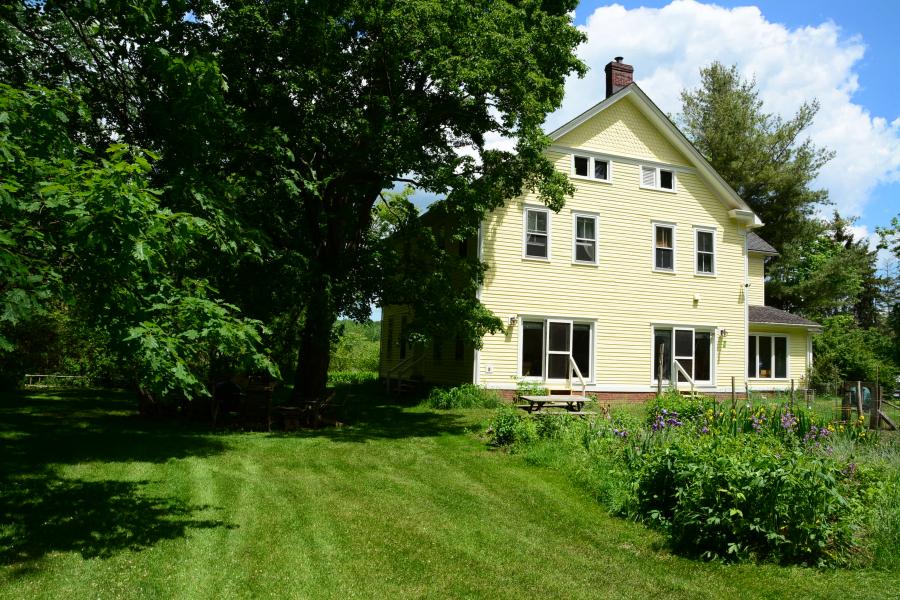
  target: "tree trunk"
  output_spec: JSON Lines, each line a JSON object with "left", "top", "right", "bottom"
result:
{"left": 290, "top": 280, "right": 335, "bottom": 403}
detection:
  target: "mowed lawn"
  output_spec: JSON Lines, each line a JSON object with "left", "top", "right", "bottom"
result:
{"left": 1, "top": 389, "right": 897, "bottom": 599}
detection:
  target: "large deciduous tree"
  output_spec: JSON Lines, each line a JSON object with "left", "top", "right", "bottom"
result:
{"left": 2, "top": 1, "right": 585, "bottom": 401}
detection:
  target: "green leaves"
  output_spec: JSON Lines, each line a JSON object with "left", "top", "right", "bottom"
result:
{"left": 0, "top": 83, "right": 276, "bottom": 398}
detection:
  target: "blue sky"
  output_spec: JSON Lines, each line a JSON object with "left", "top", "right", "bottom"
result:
{"left": 565, "top": 0, "right": 899, "bottom": 246}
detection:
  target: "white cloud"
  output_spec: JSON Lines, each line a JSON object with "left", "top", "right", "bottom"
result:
{"left": 547, "top": 0, "right": 900, "bottom": 217}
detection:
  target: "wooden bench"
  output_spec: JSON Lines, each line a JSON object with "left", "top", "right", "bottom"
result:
{"left": 518, "top": 395, "right": 591, "bottom": 413}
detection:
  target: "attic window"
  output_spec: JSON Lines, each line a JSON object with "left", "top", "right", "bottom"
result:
{"left": 641, "top": 165, "right": 676, "bottom": 191}
{"left": 573, "top": 155, "right": 611, "bottom": 182}
{"left": 574, "top": 155, "right": 589, "bottom": 177}
{"left": 660, "top": 169, "right": 674, "bottom": 190}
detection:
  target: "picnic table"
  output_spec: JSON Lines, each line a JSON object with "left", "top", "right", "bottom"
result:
{"left": 518, "top": 395, "right": 590, "bottom": 413}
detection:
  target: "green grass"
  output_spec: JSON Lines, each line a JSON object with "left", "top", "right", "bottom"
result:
{"left": 1, "top": 388, "right": 898, "bottom": 599}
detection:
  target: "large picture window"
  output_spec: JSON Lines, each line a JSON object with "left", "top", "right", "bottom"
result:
{"left": 653, "top": 327, "right": 713, "bottom": 384}
{"left": 748, "top": 334, "right": 787, "bottom": 378}
{"left": 524, "top": 208, "right": 550, "bottom": 259}
{"left": 520, "top": 319, "right": 592, "bottom": 381}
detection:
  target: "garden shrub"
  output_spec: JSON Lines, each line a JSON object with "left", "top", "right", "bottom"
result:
{"left": 631, "top": 433, "right": 877, "bottom": 566}
{"left": 515, "top": 379, "right": 547, "bottom": 399}
{"left": 486, "top": 405, "right": 539, "bottom": 447}
{"left": 328, "top": 370, "right": 378, "bottom": 386}
{"left": 646, "top": 389, "right": 709, "bottom": 426}
{"left": 422, "top": 384, "right": 501, "bottom": 410}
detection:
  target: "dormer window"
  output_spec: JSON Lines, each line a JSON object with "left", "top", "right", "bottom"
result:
{"left": 573, "top": 155, "right": 611, "bottom": 182}
{"left": 641, "top": 165, "right": 676, "bottom": 191}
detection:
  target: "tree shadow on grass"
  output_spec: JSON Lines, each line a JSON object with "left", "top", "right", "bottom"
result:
{"left": 0, "top": 389, "right": 229, "bottom": 471}
{"left": 0, "top": 389, "right": 236, "bottom": 567}
{"left": 268, "top": 384, "right": 481, "bottom": 442}
{"left": 0, "top": 472, "right": 232, "bottom": 566}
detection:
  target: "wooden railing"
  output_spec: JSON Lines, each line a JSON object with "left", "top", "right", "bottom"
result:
{"left": 384, "top": 351, "right": 424, "bottom": 392}
{"left": 24, "top": 374, "right": 88, "bottom": 388}
{"left": 568, "top": 355, "right": 587, "bottom": 398}
{"left": 674, "top": 360, "right": 695, "bottom": 396}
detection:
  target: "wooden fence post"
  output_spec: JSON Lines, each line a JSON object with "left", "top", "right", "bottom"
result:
{"left": 731, "top": 376, "right": 736, "bottom": 412}
{"left": 869, "top": 383, "right": 882, "bottom": 430}
{"left": 855, "top": 380, "right": 864, "bottom": 418}
{"left": 841, "top": 383, "right": 852, "bottom": 422}
{"left": 657, "top": 344, "right": 664, "bottom": 397}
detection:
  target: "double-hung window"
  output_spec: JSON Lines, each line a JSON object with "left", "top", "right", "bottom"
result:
{"left": 641, "top": 165, "right": 676, "bottom": 191}
{"left": 573, "top": 214, "right": 598, "bottom": 264}
{"left": 695, "top": 227, "right": 716, "bottom": 275}
{"left": 573, "top": 155, "right": 611, "bottom": 182}
{"left": 653, "top": 327, "right": 713, "bottom": 384}
{"left": 748, "top": 335, "right": 788, "bottom": 378}
{"left": 521, "top": 319, "right": 592, "bottom": 381}
{"left": 524, "top": 208, "right": 550, "bottom": 259}
{"left": 653, "top": 223, "right": 675, "bottom": 271}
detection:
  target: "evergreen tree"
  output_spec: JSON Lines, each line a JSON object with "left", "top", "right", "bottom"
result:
{"left": 677, "top": 63, "right": 835, "bottom": 312}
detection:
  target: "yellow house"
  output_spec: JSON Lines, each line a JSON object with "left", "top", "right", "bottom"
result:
{"left": 380, "top": 58, "right": 821, "bottom": 399}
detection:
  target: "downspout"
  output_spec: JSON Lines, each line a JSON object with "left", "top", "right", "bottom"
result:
{"left": 743, "top": 226, "right": 750, "bottom": 394}
{"left": 472, "top": 220, "right": 485, "bottom": 385}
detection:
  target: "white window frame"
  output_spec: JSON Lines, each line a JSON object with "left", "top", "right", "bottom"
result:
{"left": 517, "top": 317, "right": 595, "bottom": 384}
{"left": 572, "top": 154, "right": 612, "bottom": 183}
{"left": 572, "top": 212, "right": 599, "bottom": 265}
{"left": 546, "top": 319, "right": 573, "bottom": 383}
{"left": 748, "top": 334, "right": 790, "bottom": 379}
{"left": 694, "top": 226, "right": 717, "bottom": 277}
{"left": 640, "top": 165, "right": 677, "bottom": 192}
{"left": 651, "top": 325, "right": 716, "bottom": 386}
{"left": 522, "top": 205, "right": 551, "bottom": 261}
{"left": 652, "top": 221, "right": 677, "bottom": 273}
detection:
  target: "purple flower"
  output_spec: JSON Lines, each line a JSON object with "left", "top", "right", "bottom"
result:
{"left": 781, "top": 411, "right": 798, "bottom": 431}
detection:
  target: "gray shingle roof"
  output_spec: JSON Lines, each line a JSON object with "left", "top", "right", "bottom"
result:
{"left": 749, "top": 305, "right": 821, "bottom": 328}
{"left": 747, "top": 232, "right": 778, "bottom": 255}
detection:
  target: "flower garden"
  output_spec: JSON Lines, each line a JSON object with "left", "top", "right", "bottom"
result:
{"left": 486, "top": 390, "right": 900, "bottom": 569}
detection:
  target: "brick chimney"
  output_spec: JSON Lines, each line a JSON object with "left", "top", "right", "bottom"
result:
{"left": 604, "top": 57, "right": 633, "bottom": 98}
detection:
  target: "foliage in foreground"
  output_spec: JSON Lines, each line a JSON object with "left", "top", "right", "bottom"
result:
{"left": 0, "top": 84, "right": 276, "bottom": 399}
{"left": 633, "top": 435, "right": 876, "bottom": 566}
{"left": 486, "top": 396, "right": 896, "bottom": 568}
{"left": 421, "top": 384, "right": 501, "bottom": 410}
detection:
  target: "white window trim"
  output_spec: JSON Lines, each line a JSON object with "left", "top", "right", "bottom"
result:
{"left": 748, "top": 333, "right": 790, "bottom": 380}
{"left": 516, "top": 316, "right": 596, "bottom": 384}
{"left": 571, "top": 154, "right": 612, "bottom": 184}
{"left": 640, "top": 165, "right": 677, "bottom": 193}
{"left": 652, "top": 221, "right": 677, "bottom": 273}
{"left": 571, "top": 212, "right": 599, "bottom": 265}
{"left": 694, "top": 226, "right": 717, "bottom": 277}
{"left": 522, "top": 205, "right": 551, "bottom": 262}
{"left": 650, "top": 324, "right": 716, "bottom": 386}
{"left": 546, "top": 319, "right": 573, "bottom": 383}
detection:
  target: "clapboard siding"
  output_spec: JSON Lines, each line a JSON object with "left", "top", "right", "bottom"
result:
{"left": 478, "top": 97, "right": 749, "bottom": 389}
{"left": 747, "top": 255, "right": 766, "bottom": 306}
